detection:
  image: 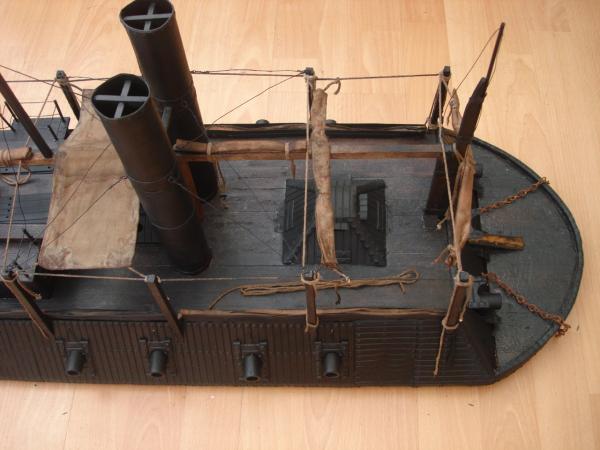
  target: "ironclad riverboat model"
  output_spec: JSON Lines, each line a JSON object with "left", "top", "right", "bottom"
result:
{"left": 0, "top": 1, "right": 582, "bottom": 386}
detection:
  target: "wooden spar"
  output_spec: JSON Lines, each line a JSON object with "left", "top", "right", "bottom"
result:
{"left": 0, "top": 71, "right": 54, "bottom": 158}
{"left": 467, "top": 232, "right": 525, "bottom": 250}
{"left": 486, "top": 23, "right": 505, "bottom": 81}
{"left": 455, "top": 23, "right": 505, "bottom": 157}
{"left": 174, "top": 138, "right": 440, "bottom": 161}
{"left": 0, "top": 146, "right": 32, "bottom": 166}
{"left": 454, "top": 78, "right": 488, "bottom": 157}
{"left": 0, "top": 153, "right": 53, "bottom": 167}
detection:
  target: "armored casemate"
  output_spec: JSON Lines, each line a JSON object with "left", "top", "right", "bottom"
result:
{"left": 0, "top": 3, "right": 581, "bottom": 385}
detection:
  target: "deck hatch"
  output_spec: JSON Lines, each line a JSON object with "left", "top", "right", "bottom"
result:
{"left": 282, "top": 177, "right": 387, "bottom": 266}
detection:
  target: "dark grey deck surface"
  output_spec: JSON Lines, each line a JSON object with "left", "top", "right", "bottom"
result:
{"left": 0, "top": 156, "right": 453, "bottom": 314}
{"left": 473, "top": 139, "right": 582, "bottom": 373}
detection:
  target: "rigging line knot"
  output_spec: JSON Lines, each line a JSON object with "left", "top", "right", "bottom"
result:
{"left": 15, "top": 277, "right": 42, "bottom": 300}
{"left": 440, "top": 316, "right": 460, "bottom": 332}
{"left": 322, "top": 263, "right": 351, "bottom": 284}
{"left": 433, "top": 244, "right": 457, "bottom": 268}
{"left": 0, "top": 150, "right": 32, "bottom": 186}
{"left": 323, "top": 78, "right": 342, "bottom": 95}
{"left": 452, "top": 144, "right": 464, "bottom": 163}
{"left": 300, "top": 270, "right": 321, "bottom": 287}
{"left": 304, "top": 72, "right": 317, "bottom": 92}
{"left": 454, "top": 272, "right": 474, "bottom": 324}
{"left": 435, "top": 215, "right": 449, "bottom": 230}
{"left": 449, "top": 89, "right": 460, "bottom": 112}
{"left": 305, "top": 318, "right": 319, "bottom": 330}
{"left": 6, "top": 270, "right": 42, "bottom": 300}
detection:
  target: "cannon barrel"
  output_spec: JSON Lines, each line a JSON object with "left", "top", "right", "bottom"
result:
{"left": 243, "top": 354, "right": 262, "bottom": 382}
{"left": 92, "top": 74, "right": 211, "bottom": 274}
{"left": 149, "top": 350, "right": 168, "bottom": 378}
{"left": 322, "top": 352, "right": 341, "bottom": 378}
{"left": 65, "top": 349, "right": 85, "bottom": 376}
{"left": 120, "top": 0, "right": 218, "bottom": 200}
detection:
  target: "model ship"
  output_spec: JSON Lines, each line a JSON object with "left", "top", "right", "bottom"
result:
{"left": 0, "top": 0, "right": 582, "bottom": 386}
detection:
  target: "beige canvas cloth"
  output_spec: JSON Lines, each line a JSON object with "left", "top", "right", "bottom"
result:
{"left": 310, "top": 89, "right": 338, "bottom": 269}
{"left": 453, "top": 146, "right": 476, "bottom": 254}
{"left": 38, "top": 92, "right": 139, "bottom": 270}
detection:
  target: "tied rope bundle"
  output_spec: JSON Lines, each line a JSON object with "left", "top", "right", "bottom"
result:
{"left": 208, "top": 269, "right": 420, "bottom": 310}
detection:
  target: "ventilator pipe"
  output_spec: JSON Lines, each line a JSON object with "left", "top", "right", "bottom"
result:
{"left": 120, "top": 0, "right": 218, "bottom": 200}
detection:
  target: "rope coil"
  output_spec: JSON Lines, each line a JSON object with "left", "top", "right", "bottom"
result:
{"left": 208, "top": 270, "right": 420, "bottom": 310}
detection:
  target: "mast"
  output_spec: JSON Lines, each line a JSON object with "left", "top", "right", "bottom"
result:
{"left": 425, "top": 23, "right": 505, "bottom": 220}
{"left": 455, "top": 22, "right": 505, "bottom": 157}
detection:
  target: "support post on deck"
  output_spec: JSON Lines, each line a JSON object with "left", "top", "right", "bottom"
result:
{"left": 424, "top": 75, "right": 490, "bottom": 223}
{"left": 56, "top": 70, "right": 80, "bottom": 120}
{"left": 1, "top": 270, "right": 53, "bottom": 339}
{"left": 445, "top": 271, "right": 472, "bottom": 329}
{"left": 427, "top": 66, "right": 451, "bottom": 129}
{"left": 0, "top": 71, "right": 54, "bottom": 158}
{"left": 145, "top": 275, "right": 184, "bottom": 338}
{"left": 302, "top": 270, "right": 319, "bottom": 336}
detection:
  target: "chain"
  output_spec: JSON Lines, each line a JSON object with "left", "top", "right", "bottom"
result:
{"left": 478, "top": 177, "right": 548, "bottom": 214}
{"left": 482, "top": 272, "right": 570, "bottom": 336}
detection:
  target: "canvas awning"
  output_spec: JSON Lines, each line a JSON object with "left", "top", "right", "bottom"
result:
{"left": 37, "top": 92, "right": 139, "bottom": 270}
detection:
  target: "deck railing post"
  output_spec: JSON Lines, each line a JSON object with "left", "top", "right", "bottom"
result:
{"left": 1, "top": 270, "right": 53, "bottom": 339}
{"left": 0, "top": 71, "right": 54, "bottom": 158}
{"left": 427, "top": 65, "right": 451, "bottom": 129}
{"left": 145, "top": 274, "right": 184, "bottom": 337}
{"left": 56, "top": 70, "right": 80, "bottom": 120}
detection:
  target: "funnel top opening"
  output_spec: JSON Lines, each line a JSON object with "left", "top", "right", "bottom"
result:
{"left": 121, "top": 0, "right": 173, "bottom": 32}
{"left": 92, "top": 74, "right": 149, "bottom": 120}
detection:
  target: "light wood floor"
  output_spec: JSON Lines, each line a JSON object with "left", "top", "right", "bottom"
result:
{"left": 0, "top": 0, "right": 599, "bottom": 449}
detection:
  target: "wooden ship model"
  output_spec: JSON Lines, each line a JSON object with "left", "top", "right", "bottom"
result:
{"left": 0, "top": 0, "right": 582, "bottom": 386}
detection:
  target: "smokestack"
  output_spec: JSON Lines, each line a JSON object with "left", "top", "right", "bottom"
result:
{"left": 92, "top": 74, "right": 211, "bottom": 274}
{"left": 120, "top": 0, "right": 218, "bottom": 200}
